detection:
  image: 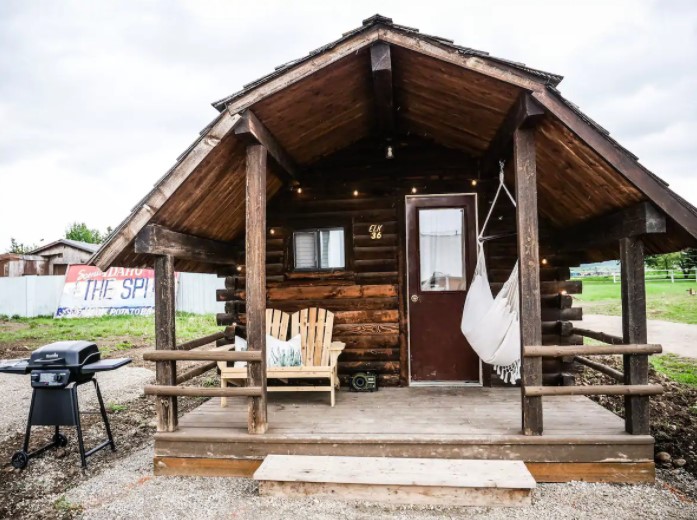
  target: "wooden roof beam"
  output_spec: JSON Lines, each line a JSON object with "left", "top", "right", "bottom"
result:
{"left": 234, "top": 109, "right": 300, "bottom": 186}
{"left": 555, "top": 201, "right": 666, "bottom": 252}
{"left": 135, "top": 224, "right": 241, "bottom": 265}
{"left": 370, "top": 42, "right": 395, "bottom": 139}
{"left": 479, "top": 93, "right": 545, "bottom": 178}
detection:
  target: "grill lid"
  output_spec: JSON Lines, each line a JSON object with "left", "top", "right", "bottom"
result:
{"left": 29, "top": 341, "right": 100, "bottom": 368}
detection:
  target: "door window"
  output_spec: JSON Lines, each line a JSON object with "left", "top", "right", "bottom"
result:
{"left": 418, "top": 208, "right": 466, "bottom": 291}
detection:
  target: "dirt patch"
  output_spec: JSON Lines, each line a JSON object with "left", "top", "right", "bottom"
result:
{"left": 0, "top": 329, "right": 219, "bottom": 519}
{"left": 579, "top": 357, "right": 697, "bottom": 479}
{"left": 0, "top": 377, "right": 217, "bottom": 519}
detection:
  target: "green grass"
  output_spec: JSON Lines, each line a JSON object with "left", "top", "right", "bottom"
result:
{"left": 650, "top": 354, "right": 697, "bottom": 387}
{"left": 106, "top": 402, "right": 128, "bottom": 413}
{"left": 575, "top": 278, "right": 697, "bottom": 324}
{"left": 0, "top": 313, "right": 220, "bottom": 351}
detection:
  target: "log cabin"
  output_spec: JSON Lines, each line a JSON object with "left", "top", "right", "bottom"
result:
{"left": 91, "top": 15, "right": 697, "bottom": 484}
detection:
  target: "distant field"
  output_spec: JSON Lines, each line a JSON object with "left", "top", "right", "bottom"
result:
{"left": 575, "top": 277, "right": 697, "bottom": 324}
{"left": 0, "top": 313, "right": 220, "bottom": 352}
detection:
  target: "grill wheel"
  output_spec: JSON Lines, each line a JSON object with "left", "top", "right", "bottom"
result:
{"left": 53, "top": 433, "right": 68, "bottom": 447}
{"left": 11, "top": 451, "right": 29, "bottom": 469}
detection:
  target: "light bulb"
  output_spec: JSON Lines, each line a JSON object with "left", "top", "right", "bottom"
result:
{"left": 411, "top": 187, "right": 417, "bottom": 194}
{"left": 353, "top": 190, "right": 359, "bottom": 196}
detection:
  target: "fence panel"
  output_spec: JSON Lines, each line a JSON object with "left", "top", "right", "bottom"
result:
{"left": 0, "top": 273, "right": 224, "bottom": 318}
{"left": 0, "top": 275, "right": 65, "bottom": 317}
{"left": 176, "top": 273, "right": 225, "bottom": 314}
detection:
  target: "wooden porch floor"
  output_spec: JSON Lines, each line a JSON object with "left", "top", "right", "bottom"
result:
{"left": 153, "top": 387, "right": 655, "bottom": 483}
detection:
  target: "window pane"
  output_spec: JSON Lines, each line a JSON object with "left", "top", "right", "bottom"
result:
{"left": 418, "top": 208, "right": 466, "bottom": 291}
{"left": 319, "top": 229, "right": 345, "bottom": 269}
{"left": 294, "top": 232, "right": 317, "bottom": 269}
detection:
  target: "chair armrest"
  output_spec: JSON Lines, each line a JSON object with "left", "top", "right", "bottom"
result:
{"left": 212, "top": 344, "right": 234, "bottom": 371}
{"left": 328, "top": 341, "right": 345, "bottom": 367}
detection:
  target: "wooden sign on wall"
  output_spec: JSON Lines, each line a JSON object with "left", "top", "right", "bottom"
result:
{"left": 369, "top": 224, "right": 383, "bottom": 240}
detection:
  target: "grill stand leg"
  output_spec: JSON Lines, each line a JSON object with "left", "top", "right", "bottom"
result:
{"left": 71, "top": 385, "right": 88, "bottom": 469}
{"left": 12, "top": 379, "right": 118, "bottom": 470}
{"left": 21, "top": 389, "right": 37, "bottom": 452}
{"left": 12, "top": 390, "right": 65, "bottom": 469}
{"left": 93, "top": 379, "right": 116, "bottom": 451}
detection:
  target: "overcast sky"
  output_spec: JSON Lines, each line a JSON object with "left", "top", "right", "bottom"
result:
{"left": 1, "top": 0, "right": 695, "bottom": 250}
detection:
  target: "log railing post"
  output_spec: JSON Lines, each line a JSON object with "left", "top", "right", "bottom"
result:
{"left": 154, "top": 254, "right": 177, "bottom": 432}
{"left": 245, "top": 143, "right": 268, "bottom": 434}
{"left": 514, "top": 125, "right": 544, "bottom": 435}
{"left": 620, "top": 236, "right": 650, "bottom": 434}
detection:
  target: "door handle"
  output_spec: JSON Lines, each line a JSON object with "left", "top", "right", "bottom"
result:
{"left": 410, "top": 294, "right": 420, "bottom": 303}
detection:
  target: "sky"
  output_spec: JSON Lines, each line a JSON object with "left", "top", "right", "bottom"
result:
{"left": 1, "top": 0, "right": 696, "bottom": 250}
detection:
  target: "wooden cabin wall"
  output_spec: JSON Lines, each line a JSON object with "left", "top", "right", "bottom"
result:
{"left": 215, "top": 138, "right": 583, "bottom": 387}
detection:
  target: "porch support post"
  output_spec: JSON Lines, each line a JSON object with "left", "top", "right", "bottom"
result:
{"left": 245, "top": 143, "right": 268, "bottom": 434}
{"left": 514, "top": 126, "right": 544, "bottom": 436}
{"left": 154, "top": 254, "right": 177, "bottom": 432}
{"left": 620, "top": 237, "right": 650, "bottom": 434}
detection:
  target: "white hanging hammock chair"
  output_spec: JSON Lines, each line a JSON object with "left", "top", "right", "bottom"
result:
{"left": 460, "top": 162, "right": 521, "bottom": 384}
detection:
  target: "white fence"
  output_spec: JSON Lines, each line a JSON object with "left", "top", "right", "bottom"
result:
{"left": 176, "top": 272, "right": 225, "bottom": 315}
{"left": 0, "top": 273, "right": 224, "bottom": 318}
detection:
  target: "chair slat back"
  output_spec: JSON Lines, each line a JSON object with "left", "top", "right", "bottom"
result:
{"left": 266, "top": 308, "right": 290, "bottom": 341}
{"left": 290, "top": 307, "right": 334, "bottom": 366}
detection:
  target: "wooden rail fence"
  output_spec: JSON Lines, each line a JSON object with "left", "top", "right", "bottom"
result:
{"left": 522, "top": 340, "right": 663, "bottom": 432}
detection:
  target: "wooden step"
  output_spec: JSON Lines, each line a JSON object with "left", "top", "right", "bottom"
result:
{"left": 254, "top": 455, "right": 536, "bottom": 507}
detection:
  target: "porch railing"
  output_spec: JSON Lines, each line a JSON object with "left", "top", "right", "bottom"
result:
{"left": 143, "top": 324, "right": 268, "bottom": 433}
{"left": 522, "top": 340, "right": 663, "bottom": 433}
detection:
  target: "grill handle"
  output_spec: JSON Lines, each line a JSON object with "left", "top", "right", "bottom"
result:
{"left": 33, "top": 357, "right": 65, "bottom": 364}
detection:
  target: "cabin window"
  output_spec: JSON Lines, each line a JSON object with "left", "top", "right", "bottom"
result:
{"left": 293, "top": 228, "right": 346, "bottom": 271}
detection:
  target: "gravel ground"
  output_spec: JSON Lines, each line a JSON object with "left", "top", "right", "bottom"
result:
{"left": 64, "top": 445, "right": 697, "bottom": 520}
{"left": 0, "top": 363, "right": 154, "bottom": 438}
{"left": 582, "top": 315, "right": 697, "bottom": 358}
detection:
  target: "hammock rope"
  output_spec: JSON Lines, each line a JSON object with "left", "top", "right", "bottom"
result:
{"left": 460, "top": 161, "right": 521, "bottom": 383}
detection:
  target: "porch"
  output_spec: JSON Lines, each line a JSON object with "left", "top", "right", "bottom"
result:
{"left": 153, "top": 386, "right": 654, "bottom": 483}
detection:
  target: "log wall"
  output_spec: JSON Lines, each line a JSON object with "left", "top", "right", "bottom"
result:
{"left": 215, "top": 137, "right": 582, "bottom": 386}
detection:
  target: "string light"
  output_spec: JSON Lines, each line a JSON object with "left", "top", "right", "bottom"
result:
{"left": 353, "top": 190, "right": 359, "bottom": 197}
{"left": 541, "top": 258, "right": 548, "bottom": 265}
{"left": 471, "top": 179, "right": 478, "bottom": 187}
{"left": 269, "top": 229, "right": 275, "bottom": 235}
{"left": 560, "top": 289, "right": 567, "bottom": 295}
{"left": 385, "top": 145, "right": 394, "bottom": 159}
{"left": 411, "top": 187, "right": 417, "bottom": 194}
{"left": 236, "top": 265, "right": 243, "bottom": 272}
{"left": 296, "top": 187, "right": 303, "bottom": 194}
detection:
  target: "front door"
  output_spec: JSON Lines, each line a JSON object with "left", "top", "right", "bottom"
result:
{"left": 406, "top": 194, "right": 479, "bottom": 383}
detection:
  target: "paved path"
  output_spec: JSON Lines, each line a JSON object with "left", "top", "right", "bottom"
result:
{"left": 582, "top": 315, "right": 697, "bottom": 358}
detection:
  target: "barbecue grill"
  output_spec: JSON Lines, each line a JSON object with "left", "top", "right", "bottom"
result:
{"left": 0, "top": 340, "right": 131, "bottom": 469}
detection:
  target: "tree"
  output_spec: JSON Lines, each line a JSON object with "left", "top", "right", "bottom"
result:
{"left": 7, "top": 238, "right": 37, "bottom": 254}
{"left": 645, "top": 252, "right": 680, "bottom": 272}
{"left": 646, "top": 249, "right": 697, "bottom": 278}
{"left": 679, "top": 248, "right": 697, "bottom": 278}
{"left": 64, "top": 222, "right": 106, "bottom": 244}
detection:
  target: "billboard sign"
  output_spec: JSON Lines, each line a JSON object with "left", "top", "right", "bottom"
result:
{"left": 55, "top": 265, "right": 174, "bottom": 318}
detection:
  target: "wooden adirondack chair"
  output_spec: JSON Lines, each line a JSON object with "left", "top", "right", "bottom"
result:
{"left": 218, "top": 308, "right": 345, "bottom": 406}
